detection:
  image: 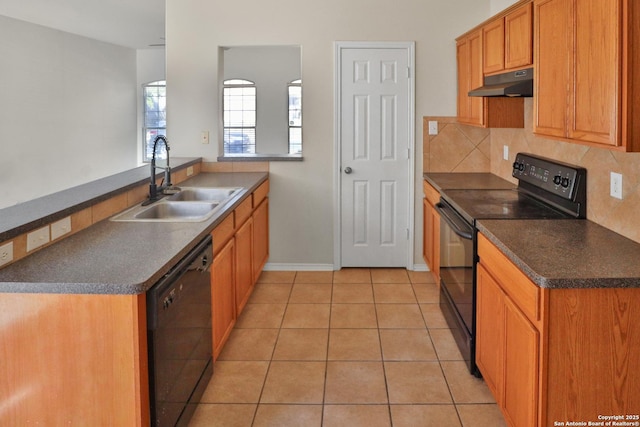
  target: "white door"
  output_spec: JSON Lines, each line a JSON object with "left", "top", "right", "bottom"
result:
{"left": 336, "top": 43, "right": 414, "bottom": 267}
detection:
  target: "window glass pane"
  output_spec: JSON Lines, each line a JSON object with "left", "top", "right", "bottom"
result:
{"left": 143, "top": 80, "right": 166, "bottom": 162}
{"left": 289, "top": 128, "right": 302, "bottom": 154}
{"left": 288, "top": 82, "right": 302, "bottom": 153}
{"left": 223, "top": 80, "right": 256, "bottom": 155}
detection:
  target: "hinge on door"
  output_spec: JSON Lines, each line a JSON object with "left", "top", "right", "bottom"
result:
{"left": 407, "top": 148, "right": 411, "bottom": 160}
{"left": 407, "top": 67, "right": 410, "bottom": 78}
{"left": 406, "top": 229, "right": 409, "bottom": 240}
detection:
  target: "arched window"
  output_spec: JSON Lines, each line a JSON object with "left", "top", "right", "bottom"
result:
{"left": 288, "top": 79, "right": 302, "bottom": 154}
{"left": 142, "top": 80, "right": 166, "bottom": 162}
{"left": 223, "top": 79, "right": 256, "bottom": 154}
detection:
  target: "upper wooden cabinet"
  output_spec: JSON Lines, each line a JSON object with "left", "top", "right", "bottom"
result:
{"left": 483, "top": 2, "right": 533, "bottom": 74}
{"left": 534, "top": 0, "right": 640, "bottom": 151}
{"left": 457, "top": 29, "right": 485, "bottom": 127}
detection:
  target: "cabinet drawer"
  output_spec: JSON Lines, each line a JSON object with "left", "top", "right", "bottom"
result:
{"left": 234, "top": 196, "right": 252, "bottom": 227}
{"left": 212, "top": 214, "right": 234, "bottom": 254}
{"left": 478, "top": 233, "right": 540, "bottom": 323}
{"left": 423, "top": 180, "right": 440, "bottom": 206}
{"left": 252, "top": 180, "right": 269, "bottom": 208}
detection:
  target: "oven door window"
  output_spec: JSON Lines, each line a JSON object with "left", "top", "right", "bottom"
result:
{"left": 437, "top": 203, "right": 474, "bottom": 332}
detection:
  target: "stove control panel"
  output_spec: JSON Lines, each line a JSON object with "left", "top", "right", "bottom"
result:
{"left": 512, "top": 153, "right": 586, "bottom": 200}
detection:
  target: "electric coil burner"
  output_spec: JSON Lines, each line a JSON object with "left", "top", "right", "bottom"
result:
{"left": 435, "top": 153, "right": 586, "bottom": 376}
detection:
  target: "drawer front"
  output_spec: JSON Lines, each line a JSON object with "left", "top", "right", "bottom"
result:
{"left": 212, "top": 214, "right": 234, "bottom": 254}
{"left": 423, "top": 180, "right": 440, "bottom": 206}
{"left": 253, "top": 180, "right": 270, "bottom": 207}
{"left": 234, "top": 196, "right": 253, "bottom": 227}
{"left": 478, "top": 233, "right": 540, "bottom": 323}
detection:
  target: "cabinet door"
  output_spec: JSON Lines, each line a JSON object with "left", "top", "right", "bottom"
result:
{"left": 505, "top": 2, "right": 533, "bottom": 69}
{"left": 483, "top": 18, "right": 505, "bottom": 74}
{"left": 212, "top": 237, "right": 236, "bottom": 360}
{"left": 252, "top": 198, "right": 269, "bottom": 283}
{"left": 457, "top": 37, "right": 471, "bottom": 122}
{"left": 423, "top": 199, "right": 440, "bottom": 280}
{"left": 476, "top": 264, "right": 504, "bottom": 400}
{"left": 468, "top": 30, "right": 485, "bottom": 126}
{"left": 569, "top": 0, "right": 620, "bottom": 146}
{"left": 534, "top": 0, "right": 572, "bottom": 138}
{"left": 235, "top": 216, "right": 254, "bottom": 316}
{"left": 503, "top": 296, "right": 539, "bottom": 427}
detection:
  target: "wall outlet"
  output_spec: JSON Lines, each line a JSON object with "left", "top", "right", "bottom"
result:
{"left": 187, "top": 166, "right": 194, "bottom": 176}
{"left": 428, "top": 121, "right": 438, "bottom": 135}
{"left": 610, "top": 172, "right": 623, "bottom": 199}
{"left": 201, "top": 131, "right": 210, "bottom": 144}
{"left": 27, "top": 226, "right": 50, "bottom": 252}
{"left": 0, "top": 241, "right": 13, "bottom": 267}
{"left": 503, "top": 145, "right": 509, "bottom": 160}
{"left": 51, "top": 216, "right": 71, "bottom": 241}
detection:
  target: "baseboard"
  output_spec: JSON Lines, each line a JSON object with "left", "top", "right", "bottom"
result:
{"left": 263, "top": 263, "right": 336, "bottom": 271}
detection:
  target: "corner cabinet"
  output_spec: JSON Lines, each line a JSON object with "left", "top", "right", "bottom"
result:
{"left": 210, "top": 179, "right": 269, "bottom": 360}
{"left": 476, "top": 233, "right": 640, "bottom": 427}
{"left": 422, "top": 180, "right": 440, "bottom": 281}
{"left": 534, "top": 0, "right": 640, "bottom": 151}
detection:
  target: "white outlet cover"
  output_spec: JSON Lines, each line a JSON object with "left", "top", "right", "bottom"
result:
{"left": 27, "top": 226, "right": 50, "bottom": 252}
{"left": 0, "top": 241, "right": 13, "bottom": 267}
{"left": 51, "top": 216, "right": 72, "bottom": 241}
{"left": 610, "top": 172, "right": 623, "bottom": 200}
{"left": 428, "top": 121, "right": 438, "bottom": 135}
{"left": 503, "top": 145, "right": 509, "bottom": 160}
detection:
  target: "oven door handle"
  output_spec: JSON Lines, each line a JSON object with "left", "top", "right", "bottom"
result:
{"left": 435, "top": 202, "right": 474, "bottom": 240}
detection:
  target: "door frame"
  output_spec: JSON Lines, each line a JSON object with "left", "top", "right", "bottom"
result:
{"left": 333, "top": 41, "right": 416, "bottom": 270}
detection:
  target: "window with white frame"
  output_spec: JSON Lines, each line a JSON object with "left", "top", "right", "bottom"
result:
{"left": 223, "top": 79, "right": 256, "bottom": 154}
{"left": 288, "top": 79, "right": 302, "bottom": 154}
{"left": 142, "top": 80, "right": 166, "bottom": 162}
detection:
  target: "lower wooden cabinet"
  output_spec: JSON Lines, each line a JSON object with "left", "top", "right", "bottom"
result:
{"left": 252, "top": 197, "right": 269, "bottom": 283}
{"left": 235, "top": 216, "right": 253, "bottom": 315}
{"left": 423, "top": 181, "right": 440, "bottom": 280}
{"left": 477, "top": 233, "right": 640, "bottom": 427}
{"left": 212, "top": 237, "right": 236, "bottom": 360}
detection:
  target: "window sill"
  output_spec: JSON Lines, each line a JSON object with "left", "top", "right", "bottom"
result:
{"left": 217, "top": 153, "right": 303, "bottom": 162}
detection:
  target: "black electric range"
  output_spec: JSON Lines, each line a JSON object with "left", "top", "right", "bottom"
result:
{"left": 435, "top": 153, "right": 587, "bottom": 376}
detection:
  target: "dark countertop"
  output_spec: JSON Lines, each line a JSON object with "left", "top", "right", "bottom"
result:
{"left": 477, "top": 219, "right": 640, "bottom": 289}
{"left": 424, "top": 172, "right": 515, "bottom": 192}
{"left": 0, "top": 157, "right": 201, "bottom": 241}
{"left": 0, "top": 172, "right": 268, "bottom": 295}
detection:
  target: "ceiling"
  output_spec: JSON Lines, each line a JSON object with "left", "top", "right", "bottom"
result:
{"left": 0, "top": 0, "right": 165, "bottom": 49}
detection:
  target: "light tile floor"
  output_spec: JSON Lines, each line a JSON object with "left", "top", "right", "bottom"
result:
{"left": 189, "top": 269, "right": 507, "bottom": 427}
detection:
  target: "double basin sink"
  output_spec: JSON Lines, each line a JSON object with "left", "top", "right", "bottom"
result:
{"left": 111, "top": 187, "right": 242, "bottom": 222}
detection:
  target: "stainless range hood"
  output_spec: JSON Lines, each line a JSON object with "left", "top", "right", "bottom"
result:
{"left": 468, "top": 67, "right": 533, "bottom": 97}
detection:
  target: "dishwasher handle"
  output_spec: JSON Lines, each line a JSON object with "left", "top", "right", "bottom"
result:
{"left": 435, "top": 202, "right": 474, "bottom": 240}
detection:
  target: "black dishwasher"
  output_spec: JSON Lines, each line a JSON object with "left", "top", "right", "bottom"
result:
{"left": 147, "top": 235, "right": 213, "bottom": 427}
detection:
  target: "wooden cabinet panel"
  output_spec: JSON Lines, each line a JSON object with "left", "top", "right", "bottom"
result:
{"left": 234, "top": 196, "right": 253, "bottom": 227}
{"left": 483, "top": 18, "right": 505, "bottom": 74}
{"left": 503, "top": 296, "right": 539, "bottom": 427}
{"left": 457, "top": 30, "right": 485, "bottom": 127}
{"left": 534, "top": 0, "right": 640, "bottom": 151}
{"left": 476, "top": 264, "right": 504, "bottom": 399}
{"left": 534, "top": 0, "right": 571, "bottom": 139}
{"left": 212, "top": 237, "right": 235, "bottom": 360}
{"left": 0, "top": 293, "right": 148, "bottom": 426}
{"left": 504, "top": 2, "right": 533, "bottom": 69}
{"left": 252, "top": 198, "right": 269, "bottom": 283}
{"left": 422, "top": 198, "right": 440, "bottom": 280}
{"left": 212, "top": 214, "right": 234, "bottom": 254}
{"left": 235, "top": 216, "right": 253, "bottom": 315}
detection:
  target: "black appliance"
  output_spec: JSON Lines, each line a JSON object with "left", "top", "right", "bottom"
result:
{"left": 468, "top": 67, "right": 533, "bottom": 97}
{"left": 147, "top": 236, "right": 214, "bottom": 426}
{"left": 435, "top": 153, "right": 586, "bottom": 376}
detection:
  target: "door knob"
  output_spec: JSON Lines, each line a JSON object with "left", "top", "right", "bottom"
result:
{"left": 344, "top": 167, "right": 353, "bottom": 174}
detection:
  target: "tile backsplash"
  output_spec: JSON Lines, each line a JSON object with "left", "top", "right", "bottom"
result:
{"left": 423, "top": 99, "right": 640, "bottom": 243}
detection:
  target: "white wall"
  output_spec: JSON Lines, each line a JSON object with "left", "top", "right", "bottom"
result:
{"left": 0, "top": 15, "right": 138, "bottom": 209}
{"left": 166, "top": 0, "right": 491, "bottom": 267}
{"left": 490, "top": 0, "right": 520, "bottom": 14}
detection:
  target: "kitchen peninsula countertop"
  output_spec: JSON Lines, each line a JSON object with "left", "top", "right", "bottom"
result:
{"left": 0, "top": 172, "right": 268, "bottom": 295}
{"left": 478, "top": 219, "right": 640, "bottom": 289}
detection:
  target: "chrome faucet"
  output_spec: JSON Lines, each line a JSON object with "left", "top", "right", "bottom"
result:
{"left": 145, "top": 135, "right": 180, "bottom": 204}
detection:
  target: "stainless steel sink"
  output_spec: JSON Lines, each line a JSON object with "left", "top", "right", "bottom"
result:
{"left": 110, "top": 186, "right": 242, "bottom": 222}
{"left": 167, "top": 187, "right": 241, "bottom": 202}
{"left": 111, "top": 201, "right": 221, "bottom": 222}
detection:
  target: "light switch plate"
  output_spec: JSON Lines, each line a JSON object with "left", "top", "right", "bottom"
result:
{"left": 201, "top": 131, "right": 210, "bottom": 144}
{"left": 428, "top": 121, "right": 438, "bottom": 135}
{"left": 27, "top": 226, "right": 50, "bottom": 252}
